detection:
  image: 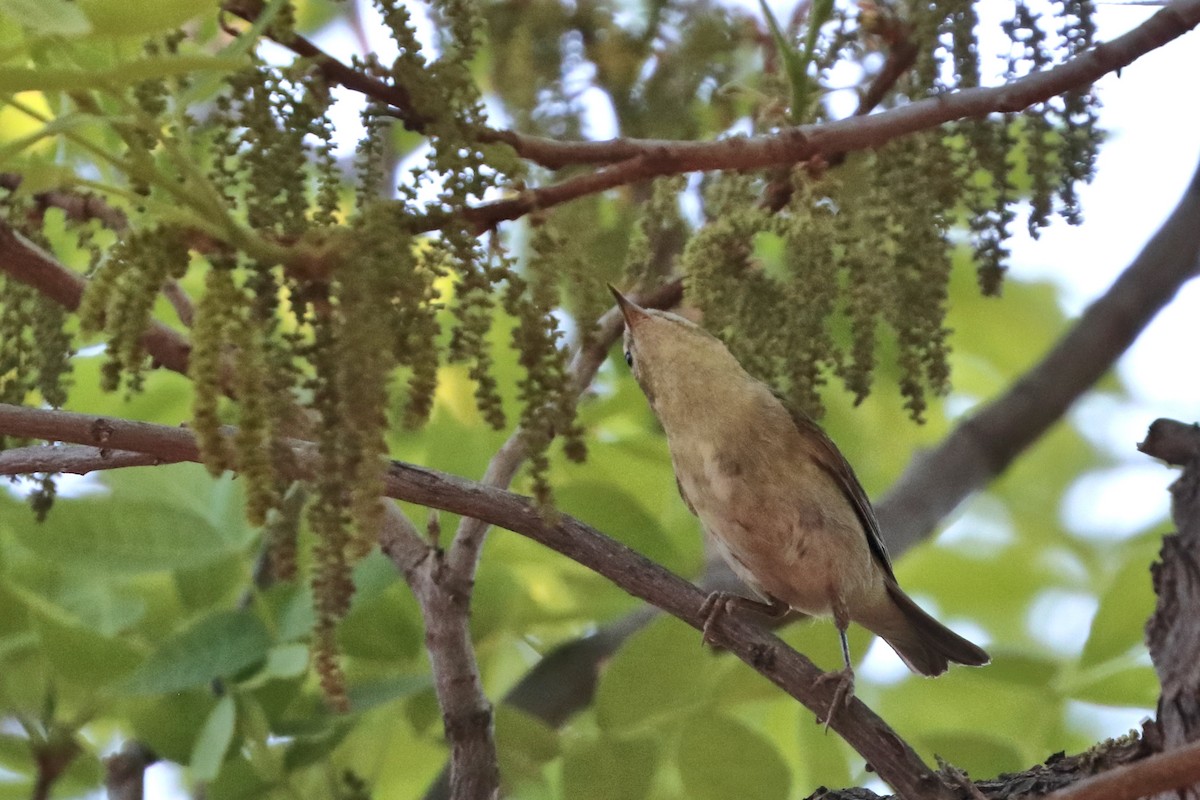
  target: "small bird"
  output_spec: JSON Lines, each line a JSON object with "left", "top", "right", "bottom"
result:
{"left": 610, "top": 287, "right": 988, "bottom": 718}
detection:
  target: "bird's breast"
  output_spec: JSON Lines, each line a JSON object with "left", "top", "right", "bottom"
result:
{"left": 668, "top": 431, "right": 881, "bottom": 616}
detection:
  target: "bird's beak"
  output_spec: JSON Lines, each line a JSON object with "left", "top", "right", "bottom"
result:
{"left": 608, "top": 284, "right": 645, "bottom": 327}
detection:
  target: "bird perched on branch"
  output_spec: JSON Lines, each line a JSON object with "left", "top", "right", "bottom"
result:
{"left": 610, "top": 286, "right": 988, "bottom": 720}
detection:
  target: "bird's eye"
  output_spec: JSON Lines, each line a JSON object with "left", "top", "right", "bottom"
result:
{"left": 624, "top": 350, "right": 634, "bottom": 368}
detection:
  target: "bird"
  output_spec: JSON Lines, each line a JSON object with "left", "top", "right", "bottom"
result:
{"left": 609, "top": 286, "right": 988, "bottom": 719}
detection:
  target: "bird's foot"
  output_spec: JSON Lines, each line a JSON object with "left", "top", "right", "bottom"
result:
{"left": 698, "top": 591, "right": 736, "bottom": 647}
{"left": 698, "top": 592, "right": 789, "bottom": 647}
{"left": 813, "top": 666, "right": 855, "bottom": 731}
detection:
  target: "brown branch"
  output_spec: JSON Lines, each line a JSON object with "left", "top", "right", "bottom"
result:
{"left": 223, "top": 0, "right": 1198, "bottom": 204}
{"left": 877, "top": 147, "right": 1200, "bottom": 554}
{"left": 0, "top": 444, "right": 174, "bottom": 473}
{"left": 1139, "top": 417, "right": 1200, "bottom": 800}
{"left": 1040, "top": 739, "right": 1200, "bottom": 800}
{"left": 375, "top": 506, "right": 500, "bottom": 800}
{"left": 161, "top": 280, "right": 195, "bottom": 328}
{"left": 1139, "top": 418, "right": 1200, "bottom": 467}
{"left": 0, "top": 402, "right": 953, "bottom": 800}
{"left": 0, "top": 173, "right": 129, "bottom": 230}
{"left": 402, "top": 277, "right": 677, "bottom": 798}
{"left": 103, "top": 741, "right": 157, "bottom": 800}
{"left": 421, "top": 279, "right": 682, "bottom": 797}
{"left": 460, "top": 0, "right": 1200, "bottom": 230}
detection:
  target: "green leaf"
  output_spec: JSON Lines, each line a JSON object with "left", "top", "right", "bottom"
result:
{"left": 1080, "top": 541, "right": 1158, "bottom": 667}
{"left": 282, "top": 720, "right": 356, "bottom": 771}
{"left": 338, "top": 586, "right": 421, "bottom": 662}
{"left": 127, "top": 690, "right": 215, "bottom": 763}
{"left": 0, "top": 0, "right": 91, "bottom": 34}
{"left": 0, "top": 56, "right": 241, "bottom": 92}
{"left": 32, "top": 603, "right": 143, "bottom": 685}
{"left": 0, "top": 733, "right": 32, "bottom": 776}
{"left": 2, "top": 466, "right": 252, "bottom": 574}
{"left": 6, "top": 583, "right": 143, "bottom": 684}
{"left": 190, "top": 695, "right": 236, "bottom": 782}
{"left": 78, "top": 0, "right": 219, "bottom": 36}
{"left": 555, "top": 481, "right": 683, "bottom": 572}
{"left": 238, "top": 643, "right": 310, "bottom": 690}
{"left": 920, "top": 730, "right": 1025, "bottom": 776}
{"left": 1065, "top": 662, "right": 1158, "bottom": 708}
{"left": 495, "top": 706, "right": 560, "bottom": 785}
{"left": 119, "top": 609, "right": 270, "bottom": 695}
{"left": 561, "top": 735, "right": 659, "bottom": 800}
{"left": 595, "top": 618, "right": 714, "bottom": 734}
{"left": 203, "top": 753, "right": 273, "bottom": 800}
{"left": 346, "top": 674, "right": 432, "bottom": 712}
{"left": 676, "top": 712, "right": 790, "bottom": 800}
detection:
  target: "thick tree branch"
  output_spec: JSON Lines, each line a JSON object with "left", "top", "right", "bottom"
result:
{"left": 375, "top": 506, "right": 500, "bottom": 800}
{"left": 0, "top": 403, "right": 954, "bottom": 800}
{"left": 1139, "top": 418, "right": 1200, "bottom": 800}
{"left": 878, "top": 148, "right": 1200, "bottom": 553}
{"left": 1041, "top": 739, "right": 1200, "bottom": 800}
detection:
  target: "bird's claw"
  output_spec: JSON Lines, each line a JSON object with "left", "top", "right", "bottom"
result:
{"left": 813, "top": 666, "right": 855, "bottom": 731}
{"left": 698, "top": 591, "right": 734, "bottom": 647}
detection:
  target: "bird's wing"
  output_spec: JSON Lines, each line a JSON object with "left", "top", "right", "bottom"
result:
{"left": 783, "top": 402, "right": 897, "bottom": 582}
{"left": 675, "top": 475, "right": 697, "bottom": 516}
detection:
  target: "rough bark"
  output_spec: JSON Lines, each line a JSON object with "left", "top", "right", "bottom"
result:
{"left": 1140, "top": 419, "right": 1200, "bottom": 800}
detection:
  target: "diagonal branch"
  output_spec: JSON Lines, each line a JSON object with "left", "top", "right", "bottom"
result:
{"left": 0, "top": 402, "right": 954, "bottom": 800}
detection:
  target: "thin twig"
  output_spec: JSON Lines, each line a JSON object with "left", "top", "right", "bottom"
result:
{"left": 0, "top": 173, "right": 129, "bottom": 230}
{"left": 161, "top": 280, "right": 195, "bottom": 328}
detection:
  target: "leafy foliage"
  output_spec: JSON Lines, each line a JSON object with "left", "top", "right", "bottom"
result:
{"left": 0, "top": 0, "right": 1156, "bottom": 797}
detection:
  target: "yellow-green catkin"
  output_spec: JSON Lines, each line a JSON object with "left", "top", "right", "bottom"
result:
{"left": 78, "top": 225, "right": 189, "bottom": 393}
{"left": 506, "top": 224, "right": 587, "bottom": 508}
{"left": 307, "top": 319, "right": 354, "bottom": 712}
{"left": 622, "top": 176, "right": 688, "bottom": 292}
{"left": 190, "top": 262, "right": 242, "bottom": 475}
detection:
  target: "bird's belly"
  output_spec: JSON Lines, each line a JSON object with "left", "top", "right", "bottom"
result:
{"left": 683, "top": 458, "right": 880, "bottom": 617}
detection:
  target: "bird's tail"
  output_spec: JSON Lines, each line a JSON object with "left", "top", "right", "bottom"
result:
{"left": 870, "top": 582, "right": 990, "bottom": 677}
